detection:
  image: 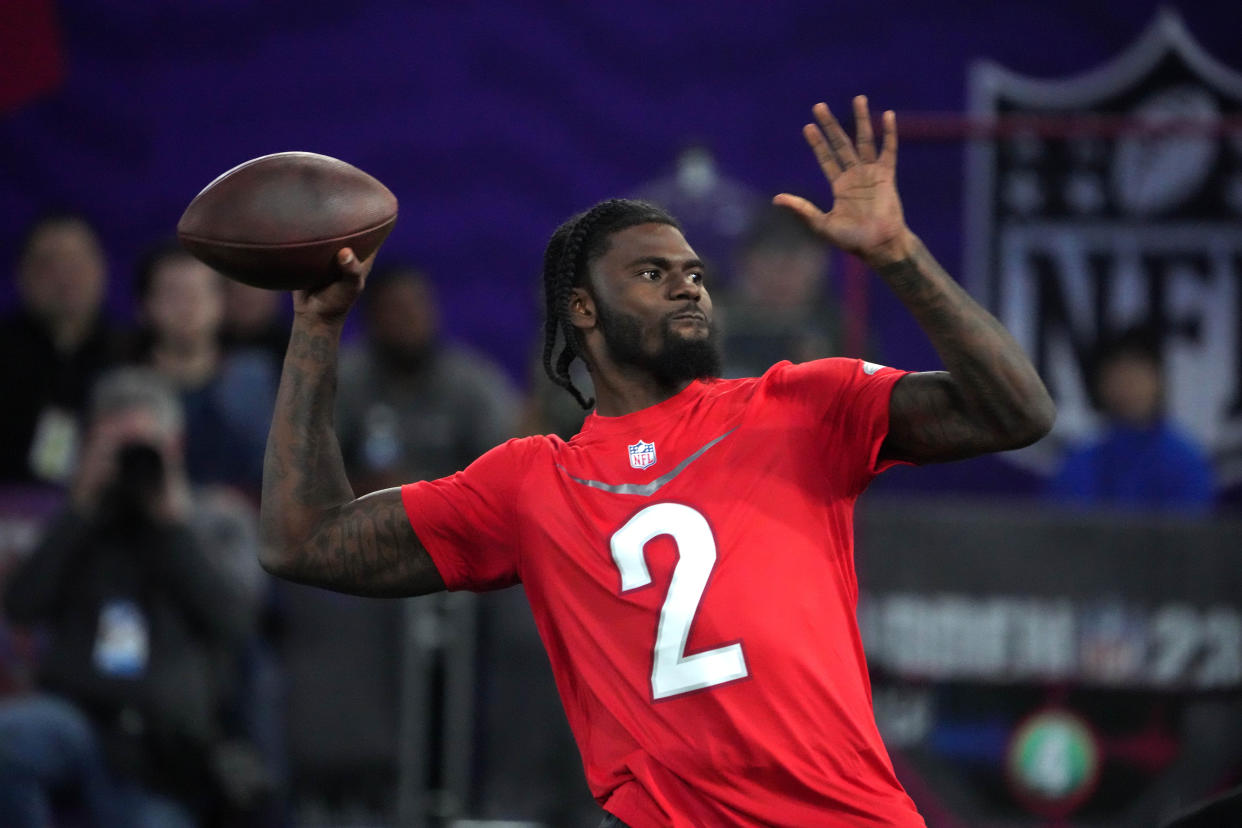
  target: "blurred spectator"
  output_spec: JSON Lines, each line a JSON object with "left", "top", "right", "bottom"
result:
{"left": 1047, "top": 328, "right": 1215, "bottom": 511}
{"left": 0, "top": 367, "right": 272, "bottom": 828}
{"left": 0, "top": 213, "right": 127, "bottom": 485}
{"left": 0, "top": 489, "right": 62, "bottom": 701}
{"left": 219, "top": 280, "right": 289, "bottom": 367}
{"left": 716, "top": 205, "right": 841, "bottom": 379}
{"left": 335, "top": 263, "right": 519, "bottom": 490}
{"left": 130, "top": 243, "right": 277, "bottom": 492}
{"left": 632, "top": 143, "right": 761, "bottom": 278}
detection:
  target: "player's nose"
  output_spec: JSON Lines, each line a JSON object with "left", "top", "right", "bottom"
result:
{"left": 669, "top": 271, "right": 702, "bottom": 301}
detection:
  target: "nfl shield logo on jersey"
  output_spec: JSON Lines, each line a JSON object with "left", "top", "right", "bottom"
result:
{"left": 627, "top": 440, "right": 657, "bottom": 470}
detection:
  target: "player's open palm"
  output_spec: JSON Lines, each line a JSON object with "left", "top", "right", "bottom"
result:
{"left": 293, "top": 248, "right": 373, "bottom": 324}
{"left": 775, "top": 96, "right": 909, "bottom": 265}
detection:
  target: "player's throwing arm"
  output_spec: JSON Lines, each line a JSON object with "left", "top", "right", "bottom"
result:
{"left": 257, "top": 250, "right": 446, "bottom": 597}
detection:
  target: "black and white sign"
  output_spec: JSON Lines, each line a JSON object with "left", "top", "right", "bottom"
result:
{"left": 966, "top": 10, "right": 1242, "bottom": 481}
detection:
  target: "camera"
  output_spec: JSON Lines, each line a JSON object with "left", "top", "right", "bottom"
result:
{"left": 99, "top": 442, "right": 165, "bottom": 524}
{"left": 116, "top": 442, "right": 165, "bottom": 494}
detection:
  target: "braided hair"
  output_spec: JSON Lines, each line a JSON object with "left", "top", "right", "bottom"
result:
{"left": 541, "top": 199, "right": 681, "bottom": 409}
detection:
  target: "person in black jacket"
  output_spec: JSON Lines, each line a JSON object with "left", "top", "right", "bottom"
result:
{"left": 0, "top": 213, "right": 128, "bottom": 485}
{"left": 0, "top": 367, "right": 261, "bottom": 828}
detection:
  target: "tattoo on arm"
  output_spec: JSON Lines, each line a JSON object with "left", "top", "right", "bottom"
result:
{"left": 298, "top": 489, "right": 446, "bottom": 597}
{"left": 260, "top": 323, "right": 445, "bottom": 596}
{"left": 874, "top": 241, "right": 1055, "bottom": 464}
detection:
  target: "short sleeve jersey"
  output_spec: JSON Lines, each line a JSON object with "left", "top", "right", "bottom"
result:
{"left": 402, "top": 358, "right": 926, "bottom": 827}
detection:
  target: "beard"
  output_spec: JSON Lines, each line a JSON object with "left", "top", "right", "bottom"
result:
{"left": 596, "top": 300, "right": 721, "bottom": 386}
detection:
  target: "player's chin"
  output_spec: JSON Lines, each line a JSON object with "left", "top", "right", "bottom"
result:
{"left": 667, "top": 318, "right": 711, "bottom": 338}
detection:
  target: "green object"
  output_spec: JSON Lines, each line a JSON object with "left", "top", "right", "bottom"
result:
{"left": 1008, "top": 709, "right": 1099, "bottom": 810}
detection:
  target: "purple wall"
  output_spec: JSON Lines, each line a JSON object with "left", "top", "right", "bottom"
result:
{"left": 3, "top": 0, "right": 1238, "bottom": 494}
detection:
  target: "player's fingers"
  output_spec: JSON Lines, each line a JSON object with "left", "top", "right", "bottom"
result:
{"left": 880, "top": 110, "right": 898, "bottom": 169}
{"left": 853, "top": 96, "right": 877, "bottom": 162}
{"left": 813, "top": 102, "right": 858, "bottom": 169}
{"left": 802, "top": 123, "right": 842, "bottom": 180}
{"left": 337, "top": 247, "right": 359, "bottom": 272}
{"left": 772, "top": 193, "right": 824, "bottom": 225}
{"left": 336, "top": 248, "right": 369, "bottom": 287}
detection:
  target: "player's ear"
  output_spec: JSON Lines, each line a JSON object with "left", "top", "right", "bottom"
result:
{"left": 568, "top": 287, "right": 596, "bottom": 331}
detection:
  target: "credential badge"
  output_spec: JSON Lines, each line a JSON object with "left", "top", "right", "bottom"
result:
{"left": 628, "top": 440, "right": 657, "bottom": 470}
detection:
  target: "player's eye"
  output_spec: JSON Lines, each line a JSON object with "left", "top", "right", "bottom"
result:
{"left": 689, "top": 271, "right": 705, "bottom": 285}
{"left": 640, "top": 269, "right": 661, "bottom": 281}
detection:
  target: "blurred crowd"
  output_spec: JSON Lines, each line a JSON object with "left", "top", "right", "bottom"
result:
{"left": 0, "top": 150, "right": 1229, "bottom": 827}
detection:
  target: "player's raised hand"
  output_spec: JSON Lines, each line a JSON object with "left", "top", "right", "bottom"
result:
{"left": 774, "top": 96, "right": 912, "bottom": 267}
{"left": 292, "top": 248, "right": 374, "bottom": 325}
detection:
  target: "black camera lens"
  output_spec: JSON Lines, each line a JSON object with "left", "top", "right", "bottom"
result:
{"left": 116, "top": 442, "right": 165, "bottom": 496}
{"left": 98, "top": 443, "right": 166, "bottom": 526}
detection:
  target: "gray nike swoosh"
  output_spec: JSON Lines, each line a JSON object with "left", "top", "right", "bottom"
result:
{"left": 560, "top": 429, "right": 735, "bottom": 497}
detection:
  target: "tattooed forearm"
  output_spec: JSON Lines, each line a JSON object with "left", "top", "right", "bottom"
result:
{"left": 259, "top": 318, "right": 443, "bottom": 596}
{"left": 263, "top": 326, "right": 352, "bottom": 518}
{"left": 873, "top": 235, "right": 1055, "bottom": 463}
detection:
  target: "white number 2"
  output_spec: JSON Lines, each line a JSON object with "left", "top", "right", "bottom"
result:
{"left": 610, "top": 503, "right": 748, "bottom": 700}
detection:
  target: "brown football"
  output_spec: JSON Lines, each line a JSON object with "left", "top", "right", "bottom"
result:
{"left": 177, "top": 151, "right": 398, "bottom": 290}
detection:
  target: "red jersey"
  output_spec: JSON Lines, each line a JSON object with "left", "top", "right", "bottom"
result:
{"left": 402, "top": 358, "right": 925, "bottom": 827}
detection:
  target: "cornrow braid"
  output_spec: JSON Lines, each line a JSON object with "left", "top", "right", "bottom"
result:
{"left": 540, "top": 199, "right": 680, "bottom": 409}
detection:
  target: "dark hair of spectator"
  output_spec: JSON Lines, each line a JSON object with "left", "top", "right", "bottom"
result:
{"left": 1094, "top": 326, "right": 1163, "bottom": 372}
{"left": 540, "top": 199, "right": 680, "bottom": 409}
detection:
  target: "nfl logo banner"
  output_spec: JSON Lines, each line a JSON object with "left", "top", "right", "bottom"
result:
{"left": 965, "top": 9, "right": 1242, "bottom": 482}
{"left": 628, "top": 440, "right": 657, "bottom": 470}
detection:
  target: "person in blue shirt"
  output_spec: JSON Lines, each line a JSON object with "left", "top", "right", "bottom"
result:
{"left": 1048, "top": 329, "right": 1215, "bottom": 512}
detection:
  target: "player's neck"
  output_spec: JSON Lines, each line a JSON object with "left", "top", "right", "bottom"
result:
{"left": 589, "top": 364, "right": 696, "bottom": 418}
